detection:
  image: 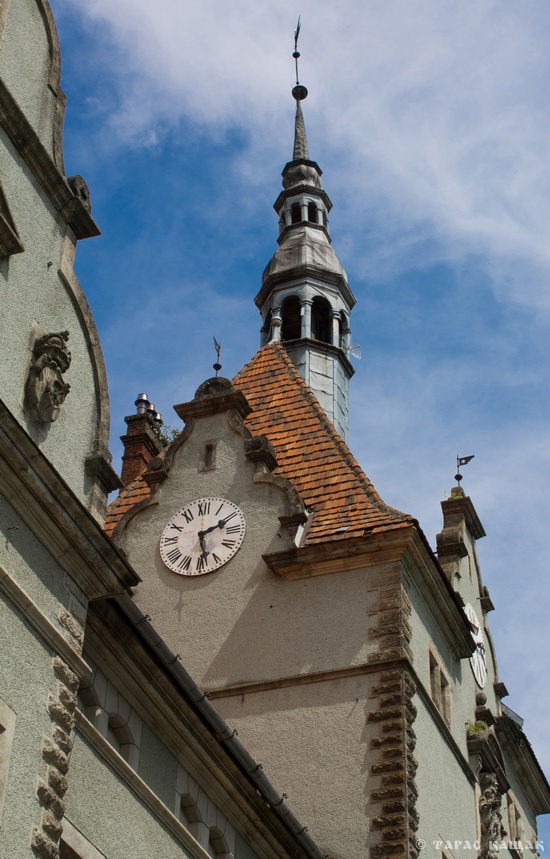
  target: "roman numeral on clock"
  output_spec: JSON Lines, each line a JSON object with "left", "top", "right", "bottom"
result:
{"left": 221, "top": 539, "right": 236, "bottom": 549}
{"left": 198, "top": 501, "right": 210, "bottom": 516}
{"left": 182, "top": 509, "right": 194, "bottom": 523}
{"left": 225, "top": 525, "right": 241, "bottom": 534}
{"left": 163, "top": 536, "right": 178, "bottom": 545}
{"left": 166, "top": 548, "right": 182, "bottom": 564}
{"left": 177, "top": 555, "right": 192, "bottom": 572}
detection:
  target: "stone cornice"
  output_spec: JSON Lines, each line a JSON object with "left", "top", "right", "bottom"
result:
{"left": 77, "top": 715, "right": 214, "bottom": 859}
{"left": 85, "top": 599, "right": 324, "bottom": 859}
{"left": 0, "top": 79, "right": 99, "bottom": 239}
{"left": 0, "top": 399, "right": 139, "bottom": 599}
{"left": 495, "top": 715, "right": 550, "bottom": 814}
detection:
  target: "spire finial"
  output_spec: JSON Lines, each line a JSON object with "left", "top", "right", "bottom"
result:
{"left": 213, "top": 336, "right": 222, "bottom": 376}
{"left": 292, "top": 17, "right": 308, "bottom": 102}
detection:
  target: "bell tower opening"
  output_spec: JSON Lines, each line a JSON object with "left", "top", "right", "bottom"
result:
{"left": 311, "top": 296, "right": 332, "bottom": 344}
{"left": 282, "top": 296, "right": 301, "bottom": 341}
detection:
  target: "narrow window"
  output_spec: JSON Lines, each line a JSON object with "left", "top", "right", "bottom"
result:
{"left": 199, "top": 441, "right": 217, "bottom": 472}
{"left": 307, "top": 202, "right": 317, "bottom": 223}
{"left": 205, "top": 444, "right": 214, "bottom": 467}
{"left": 311, "top": 296, "right": 332, "bottom": 344}
{"left": 290, "top": 203, "right": 301, "bottom": 224}
{"left": 281, "top": 296, "right": 302, "bottom": 341}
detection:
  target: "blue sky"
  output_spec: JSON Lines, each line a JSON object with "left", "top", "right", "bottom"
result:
{"left": 50, "top": 0, "right": 550, "bottom": 842}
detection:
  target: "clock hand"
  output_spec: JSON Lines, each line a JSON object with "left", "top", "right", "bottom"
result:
{"left": 198, "top": 513, "right": 237, "bottom": 538}
{"left": 198, "top": 533, "right": 209, "bottom": 559}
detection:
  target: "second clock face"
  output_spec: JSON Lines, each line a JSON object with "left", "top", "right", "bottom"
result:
{"left": 464, "top": 603, "right": 487, "bottom": 688}
{"left": 160, "top": 497, "right": 246, "bottom": 576}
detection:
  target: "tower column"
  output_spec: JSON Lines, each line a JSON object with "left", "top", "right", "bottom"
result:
{"left": 301, "top": 299, "right": 312, "bottom": 339}
{"left": 331, "top": 311, "right": 341, "bottom": 348}
{"left": 271, "top": 306, "right": 282, "bottom": 342}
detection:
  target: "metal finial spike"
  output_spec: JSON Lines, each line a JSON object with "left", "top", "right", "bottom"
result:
{"left": 213, "top": 336, "right": 222, "bottom": 376}
{"left": 293, "top": 16, "right": 302, "bottom": 87}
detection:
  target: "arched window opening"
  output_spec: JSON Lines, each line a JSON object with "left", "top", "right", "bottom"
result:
{"left": 208, "top": 827, "right": 230, "bottom": 858}
{"left": 311, "top": 297, "right": 332, "bottom": 344}
{"left": 290, "top": 203, "right": 301, "bottom": 224}
{"left": 307, "top": 202, "right": 317, "bottom": 223}
{"left": 281, "top": 296, "right": 301, "bottom": 341}
{"left": 179, "top": 795, "right": 203, "bottom": 841}
{"left": 106, "top": 714, "right": 135, "bottom": 764}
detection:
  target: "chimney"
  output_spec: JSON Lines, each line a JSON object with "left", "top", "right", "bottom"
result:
{"left": 120, "top": 394, "right": 164, "bottom": 486}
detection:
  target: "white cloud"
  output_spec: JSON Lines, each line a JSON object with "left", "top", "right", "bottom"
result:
{"left": 59, "top": 0, "right": 550, "bottom": 309}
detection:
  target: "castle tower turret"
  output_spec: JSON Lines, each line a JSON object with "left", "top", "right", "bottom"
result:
{"left": 254, "top": 53, "right": 356, "bottom": 440}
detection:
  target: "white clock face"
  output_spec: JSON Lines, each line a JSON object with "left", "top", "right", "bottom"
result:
{"left": 160, "top": 497, "right": 246, "bottom": 576}
{"left": 464, "top": 603, "right": 487, "bottom": 688}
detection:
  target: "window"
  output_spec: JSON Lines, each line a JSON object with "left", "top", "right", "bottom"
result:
{"left": 290, "top": 203, "right": 301, "bottom": 224}
{"left": 507, "top": 794, "right": 525, "bottom": 846}
{"left": 307, "top": 202, "right": 317, "bottom": 223}
{"left": 78, "top": 663, "right": 141, "bottom": 769}
{"left": 208, "top": 827, "right": 231, "bottom": 858}
{"left": 281, "top": 296, "right": 301, "bottom": 341}
{"left": 429, "top": 651, "right": 451, "bottom": 727}
{"left": 311, "top": 296, "right": 332, "bottom": 344}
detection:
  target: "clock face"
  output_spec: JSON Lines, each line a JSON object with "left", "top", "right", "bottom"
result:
{"left": 464, "top": 603, "right": 487, "bottom": 688}
{"left": 160, "top": 497, "right": 246, "bottom": 576}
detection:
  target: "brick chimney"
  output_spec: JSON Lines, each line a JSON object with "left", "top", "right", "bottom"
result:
{"left": 120, "top": 394, "right": 164, "bottom": 486}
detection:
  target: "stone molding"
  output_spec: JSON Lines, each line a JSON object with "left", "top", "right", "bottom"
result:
{"left": 32, "top": 656, "right": 80, "bottom": 859}
{"left": 0, "top": 79, "right": 98, "bottom": 239}
{"left": 0, "top": 399, "right": 139, "bottom": 598}
{"left": 0, "top": 563, "right": 90, "bottom": 677}
{"left": 367, "top": 669, "right": 419, "bottom": 858}
{"left": 76, "top": 712, "right": 230, "bottom": 859}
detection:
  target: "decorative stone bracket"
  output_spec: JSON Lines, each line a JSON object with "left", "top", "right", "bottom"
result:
{"left": 25, "top": 331, "right": 71, "bottom": 424}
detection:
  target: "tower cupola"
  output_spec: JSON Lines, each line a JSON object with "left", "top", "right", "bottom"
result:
{"left": 255, "top": 32, "right": 356, "bottom": 440}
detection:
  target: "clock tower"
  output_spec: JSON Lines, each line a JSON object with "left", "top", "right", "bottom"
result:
{"left": 254, "top": 76, "right": 355, "bottom": 440}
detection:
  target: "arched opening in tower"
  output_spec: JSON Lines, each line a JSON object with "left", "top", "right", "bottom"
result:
{"left": 307, "top": 202, "right": 318, "bottom": 223}
{"left": 311, "top": 296, "right": 332, "bottom": 344}
{"left": 290, "top": 203, "right": 302, "bottom": 224}
{"left": 281, "top": 296, "right": 301, "bottom": 341}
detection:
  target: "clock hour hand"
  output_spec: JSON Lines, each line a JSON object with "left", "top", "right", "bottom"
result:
{"left": 198, "top": 513, "right": 237, "bottom": 538}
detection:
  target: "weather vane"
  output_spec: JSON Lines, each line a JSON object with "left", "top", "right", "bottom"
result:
{"left": 292, "top": 17, "right": 308, "bottom": 101}
{"left": 455, "top": 454, "right": 475, "bottom": 486}
{"left": 213, "top": 336, "right": 222, "bottom": 376}
{"left": 293, "top": 17, "right": 302, "bottom": 86}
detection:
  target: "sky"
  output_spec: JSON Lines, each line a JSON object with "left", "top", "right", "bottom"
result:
{"left": 49, "top": 0, "right": 549, "bottom": 844}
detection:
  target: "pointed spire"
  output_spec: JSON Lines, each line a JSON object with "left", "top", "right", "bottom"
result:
{"left": 293, "top": 99, "right": 310, "bottom": 161}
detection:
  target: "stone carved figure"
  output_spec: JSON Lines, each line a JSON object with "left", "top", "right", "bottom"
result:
{"left": 479, "top": 771, "right": 505, "bottom": 859}
{"left": 25, "top": 331, "right": 71, "bottom": 423}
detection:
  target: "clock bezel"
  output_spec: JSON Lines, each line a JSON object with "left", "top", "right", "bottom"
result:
{"left": 159, "top": 496, "right": 246, "bottom": 576}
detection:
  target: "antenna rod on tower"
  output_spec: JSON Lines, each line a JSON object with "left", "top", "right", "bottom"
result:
{"left": 293, "top": 16, "right": 302, "bottom": 86}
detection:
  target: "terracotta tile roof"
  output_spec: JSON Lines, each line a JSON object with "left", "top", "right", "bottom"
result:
{"left": 106, "top": 343, "right": 413, "bottom": 543}
{"left": 233, "top": 343, "right": 413, "bottom": 544}
{"left": 105, "top": 475, "right": 151, "bottom": 536}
